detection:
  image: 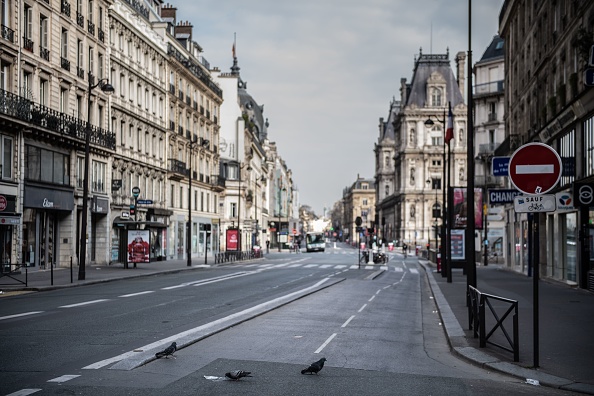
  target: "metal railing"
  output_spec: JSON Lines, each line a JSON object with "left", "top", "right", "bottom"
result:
{"left": 214, "top": 250, "right": 262, "bottom": 264}
{"left": 0, "top": 263, "right": 28, "bottom": 286}
{"left": 0, "top": 88, "right": 116, "bottom": 150}
{"left": 468, "top": 285, "right": 519, "bottom": 361}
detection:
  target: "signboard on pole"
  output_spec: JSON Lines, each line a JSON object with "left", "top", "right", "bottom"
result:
{"left": 508, "top": 143, "right": 562, "bottom": 195}
{"left": 513, "top": 195, "right": 557, "bottom": 213}
{"left": 492, "top": 157, "right": 510, "bottom": 176}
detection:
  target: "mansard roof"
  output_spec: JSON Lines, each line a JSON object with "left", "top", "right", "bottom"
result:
{"left": 405, "top": 50, "right": 464, "bottom": 108}
{"left": 477, "top": 35, "right": 504, "bottom": 63}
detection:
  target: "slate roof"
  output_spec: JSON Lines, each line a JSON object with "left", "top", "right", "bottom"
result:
{"left": 405, "top": 51, "right": 464, "bottom": 108}
{"left": 477, "top": 35, "right": 504, "bottom": 64}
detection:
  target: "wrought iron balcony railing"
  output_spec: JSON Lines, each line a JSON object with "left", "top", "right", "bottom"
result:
{"left": 76, "top": 12, "right": 84, "bottom": 28}
{"left": 98, "top": 28, "right": 104, "bottom": 42}
{"left": 77, "top": 67, "right": 85, "bottom": 78}
{"left": 87, "top": 20, "right": 95, "bottom": 35}
{"left": 1, "top": 25, "right": 14, "bottom": 42}
{"left": 40, "top": 47, "right": 50, "bottom": 61}
{"left": 23, "top": 37, "right": 33, "bottom": 52}
{"left": 168, "top": 159, "right": 189, "bottom": 177}
{"left": 61, "top": 1, "right": 71, "bottom": 16}
{"left": 61, "top": 57, "right": 70, "bottom": 71}
{"left": 0, "top": 87, "right": 116, "bottom": 151}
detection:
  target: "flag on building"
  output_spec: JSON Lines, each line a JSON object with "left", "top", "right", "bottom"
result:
{"left": 445, "top": 102, "right": 454, "bottom": 144}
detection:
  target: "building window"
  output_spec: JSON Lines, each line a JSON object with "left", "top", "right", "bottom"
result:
{"left": 76, "top": 156, "right": 84, "bottom": 188}
{"left": 61, "top": 29, "right": 68, "bottom": 58}
{"left": 431, "top": 88, "right": 442, "bottom": 107}
{"left": 25, "top": 145, "right": 70, "bottom": 185}
{"left": 92, "top": 160, "right": 106, "bottom": 193}
{"left": 60, "top": 88, "right": 68, "bottom": 113}
{"left": 230, "top": 202, "right": 237, "bottom": 218}
{"left": 40, "top": 14, "right": 48, "bottom": 50}
{"left": 385, "top": 184, "right": 389, "bottom": 196}
{"left": 39, "top": 78, "right": 48, "bottom": 107}
{"left": 1, "top": 135, "right": 13, "bottom": 180}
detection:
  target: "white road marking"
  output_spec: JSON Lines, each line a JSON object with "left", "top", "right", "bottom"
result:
{"left": 287, "top": 263, "right": 303, "bottom": 268}
{"left": 84, "top": 278, "right": 332, "bottom": 369}
{"left": 119, "top": 291, "right": 155, "bottom": 298}
{"left": 161, "top": 272, "right": 249, "bottom": 290}
{"left": 304, "top": 264, "right": 318, "bottom": 268}
{"left": 341, "top": 315, "right": 356, "bottom": 328}
{"left": 365, "top": 265, "right": 374, "bottom": 270}
{"left": 409, "top": 268, "right": 419, "bottom": 274}
{"left": 350, "top": 265, "right": 359, "bottom": 269}
{"left": 59, "top": 299, "right": 109, "bottom": 308}
{"left": 376, "top": 290, "right": 381, "bottom": 295}
{"left": 334, "top": 265, "right": 347, "bottom": 269}
{"left": 47, "top": 374, "right": 80, "bottom": 383}
{"left": 394, "top": 267, "right": 404, "bottom": 272}
{"left": 358, "top": 303, "right": 367, "bottom": 313}
{"left": 368, "top": 295, "right": 375, "bottom": 302}
{"left": 320, "top": 265, "right": 332, "bottom": 269}
{"left": 5, "top": 390, "right": 42, "bottom": 396}
{"left": 314, "top": 333, "right": 337, "bottom": 354}
{"left": 0, "top": 312, "right": 43, "bottom": 321}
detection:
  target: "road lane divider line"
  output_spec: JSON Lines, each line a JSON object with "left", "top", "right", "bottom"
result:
{"left": 118, "top": 291, "right": 155, "bottom": 298}
{"left": 314, "top": 333, "right": 337, "bottom": 354}
{"left": 341, "top": 315, "right": 355, "bottom": 328}
{"left": 358, "top": 303, "right": 367, "bottom": 313}
{"left": 84, "top": 277, "right": 343, "bottom": 370}
{"left": 0, "top": 311, "right": 43, "bottom": 321}
{"left": 59, "top": 299, "right": 109, "bottom": 308}
{"left": 368, "top": 295, "right": 375, "bottom": 302}
{"left": 5, "top": 389, "right": 42, "bottom": 396}
{"left": 47, "top": 374, "right": 80, "bottom": 383}
{"left": 161, "top": 271, "right": 249, "bottom": 290}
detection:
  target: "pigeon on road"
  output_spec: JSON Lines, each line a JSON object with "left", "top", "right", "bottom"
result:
{"left": 301, "top": 357, "right": 327, "bottom": 375}
{"left": 155, "top": 342, "right": 177, "bottom": 359}
{"left": 225, "top": 370, "right": 252, "bottom": 380}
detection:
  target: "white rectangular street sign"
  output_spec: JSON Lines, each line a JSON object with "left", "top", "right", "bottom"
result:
{"left": 514, "top": 195, "right": 556, "bottom": 213}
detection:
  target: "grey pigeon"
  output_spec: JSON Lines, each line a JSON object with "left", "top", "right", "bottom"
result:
{"left": 155, "top": 342, "right": 177, "bottom": 359}
{"left": 225, "top": 370, "right": 252, "bottom": 380}
{"left": 301, "top": 357, "right": 326, "bottom": 375}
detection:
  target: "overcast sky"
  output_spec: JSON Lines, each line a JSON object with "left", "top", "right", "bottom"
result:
{"left": 175, "top": 0, "right": 504, "bottom": 216}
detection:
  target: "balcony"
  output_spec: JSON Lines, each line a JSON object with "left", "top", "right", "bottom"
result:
{"left": 474, "top": 80, "right": 504, "bottom": 97}
{"left": 200, "top": 105, "right": 204, "bottom": 115}
{"left": 76, "top": 67, "right": 85, "bottom": 79}
{"left": 487, "top": 112, "right": 498, "bottom": 122}
{"left": 178, "top": 125, "right": 183, "bottom": 135}
{"left": 168, "top": 159, "right": 189, "bottom": 180}
{"left": 87, "top": 20, "right": 95, "bottom": 35}
{"left": 209, "top": 175, "right": 226, "bottom": 191}
{"left": 61, "top": 57, "right": 70, "bottom": 71}
{"left": 478, "top": 142, "right": 500, "bottom": 157}
{"left": 1, "top": 25, "right": 15, "bottom": 42}
{"left": 169, "top": 121, "right": 175, "bottom": 131}
{"left": 185, "top": 96, "right": 191, "bottom": 106}
{"left": 178, "top": 91, "right": 183, "bottom": 101}
{"left": 169, "top": 84, "right": 175, "bottom": 94}
{"left": 39, "top": 47, "right": 49, "bottom": 61}
{"left": 23, "top": 37, "right": 33, "bottom": 52}
{"left": 76, "top": 12, "right": 84, "bottom": 28}
{"left": 61, "top": 1, "right": 71, "bottom": 16}
{"left": 98, "top": 28, "right": 104, "bottom": 42}
{"left": 0, "top": 87, "right": 115, "bottom": 151}
{"left": 193, "top": 102, "right": 197, "bottom": 111}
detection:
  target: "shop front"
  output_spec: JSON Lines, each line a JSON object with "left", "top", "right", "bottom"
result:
{"left": 0, "top": 193, "right": 21, "bottom": 272}
{"left": 22, "top": 185, "right": 74, "bottom": 270}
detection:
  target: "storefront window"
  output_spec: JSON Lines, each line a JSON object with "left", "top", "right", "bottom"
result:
{"left": 565, "top": 213, "right": 577, "bottom": 282}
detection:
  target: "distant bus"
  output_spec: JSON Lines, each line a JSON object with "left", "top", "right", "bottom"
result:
{"left": 306, "top": 232, "right": 325, "bottom": 252}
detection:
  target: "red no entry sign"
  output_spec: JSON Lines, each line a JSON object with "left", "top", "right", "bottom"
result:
{"left": 508, "top": 143, "right": 562, "bottom": 195}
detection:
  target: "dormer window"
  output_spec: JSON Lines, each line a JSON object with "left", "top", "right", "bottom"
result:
{"left": 426, "top": 71, "right": 446, "bottom": 108}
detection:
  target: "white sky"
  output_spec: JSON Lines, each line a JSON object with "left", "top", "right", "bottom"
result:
{"left": 174, "top": 0, "right": 504, "bottom": 216}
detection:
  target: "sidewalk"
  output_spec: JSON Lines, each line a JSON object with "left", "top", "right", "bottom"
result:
{"left": 421, "top": 261, "right": 594, "bottom": 395}
{"left": 0, "top": 252, "right": 272, "bottom": 294}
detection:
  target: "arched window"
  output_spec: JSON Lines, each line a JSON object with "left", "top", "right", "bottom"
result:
{"left": 384, "top": 155, "right": 390, "bottom": 168}
{"left": 385, "top": 184, "right": 390, "bottom": 196}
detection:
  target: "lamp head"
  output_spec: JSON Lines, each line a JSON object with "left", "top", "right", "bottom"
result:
{"left": 100, "top": 82, "right": 115, "bottom": 95}
{"left": 424, "top": 118, "right": 434, "bottom": 127}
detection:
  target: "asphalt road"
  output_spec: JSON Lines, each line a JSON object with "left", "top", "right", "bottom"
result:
{"left": 0, "top": 249, "right": 577, "bottom": 395}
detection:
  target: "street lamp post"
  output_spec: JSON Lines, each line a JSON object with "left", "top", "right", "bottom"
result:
{"left": 79, "top": 73, "right": 114, "bottom": 281}
{"left": 424, "top": 106, "right": 450, "bottom": 281}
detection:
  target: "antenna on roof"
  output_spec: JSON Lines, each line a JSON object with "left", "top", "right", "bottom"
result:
{"left": 430, "top": 21, "right": 433, "bottom": 54}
